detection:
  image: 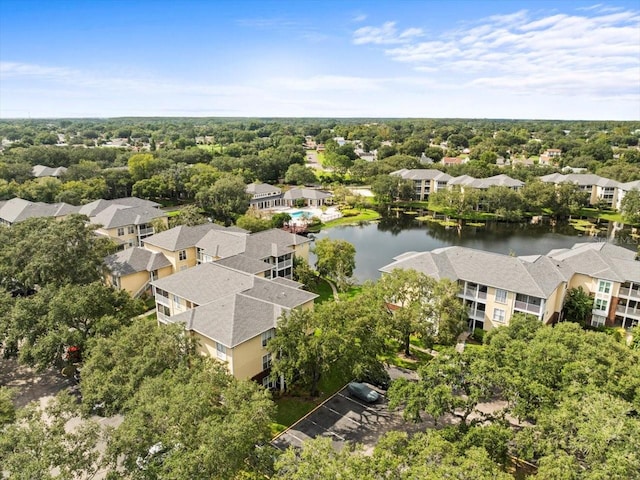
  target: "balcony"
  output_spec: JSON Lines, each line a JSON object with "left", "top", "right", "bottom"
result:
{"left": 156, "top": 294, "right": 170, "bottom": 307}
{"left": 514, "top": 301, "right": 542, "bottom": 314}
{"left": 463, "top": 287, "right": 487, "bottom": 300}
{"left": 616, "top": 305, "right": 640, "bottom": 318}
{"left": 619, "top": 287, "right": 640, "bottom": 299}
{"left": 277, "top": 259, "right": 293, "bottom": 269}
{"left": 138, "top": 227, "right": 154, "bottom": 237}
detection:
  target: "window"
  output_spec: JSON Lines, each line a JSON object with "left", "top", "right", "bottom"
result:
{"left": 495, "top": 289, "right": 507, "bottom": 304}
{"left": 216, "top": 342, "right": 227, "bottom": 361}
{"left": 157, "top": 304, "right": 170, "bottom": 316}
{"left": 591, "top": 315, "right": 606, "bottom": 327}
{"left": 128, "top": 225, "right": 135, "bottom": 234}
{"left": 173, "top": 294, "right": 180, "bottom": 305}
{"left": 262, "top": 353, "right": 272, "bottom": 371}
{"left": 262, "top": 376, "right": 277, "bottom": 389}
{"left": 492, "top": 308, "right": 506, "bottom": 323}
{"left": 594, "top": 298, "right": 608, "bottom": 312}
{"left": 179, "top": 250, "right": 187, "bottom": 261}
{"left": 117, "top": 227, "right": 125, "bottom": 236}
{"left": 598, "top": 280, "right": 611, "bottom": 294}
{"left": 261, "top": 329, "right": 275, "bottom": 347}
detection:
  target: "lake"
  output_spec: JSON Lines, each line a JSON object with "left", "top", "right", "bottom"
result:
{"left": 311, "top": 211, "right": 637, "bottom": 283}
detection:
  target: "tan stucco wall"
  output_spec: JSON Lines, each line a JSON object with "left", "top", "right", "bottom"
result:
{"left": 230, "top": 335, "right": 269, "bottom": 379}
{"left": 483, "top": 288, "right": 515, "bottom": 330}
{"left": 97, "top": 226, "right": 138, "bottom": 246}
{"left": 119, "top": 270, "right": 149, "bottom": 295}
{"left": 568, "top": 273, "right": 595, "bottom": 292}
{"left": 543, "top": 283, "right": 566, "bottom": 323}
{"left": 144, "top": 244, "right": 197, "bottom": 272}
{"left": 293, "top": 242, "right": 310, "bottom": 263}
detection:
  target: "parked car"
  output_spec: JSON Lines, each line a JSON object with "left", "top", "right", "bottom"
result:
{"left": 347, "top": 382, "right": 380, "bottom": 403}
{"left": 355, "top": 364, "right": 391, "bottom": 390}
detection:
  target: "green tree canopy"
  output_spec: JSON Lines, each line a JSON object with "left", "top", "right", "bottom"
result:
{"left": 313, "top": 238, "right": 356, "bottom": 292}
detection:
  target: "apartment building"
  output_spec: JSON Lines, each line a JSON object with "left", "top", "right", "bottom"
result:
{"left": 390, "top": 169, "right": 452, "bottom": 200}
{"left": 380, "top": 242, "right": 639, "bottom": 332}
{"left": 539, "top": 173, "right": 621, "bottom": 207}
{"left": 152, "top": 262, "right": 317, "bottom": 384}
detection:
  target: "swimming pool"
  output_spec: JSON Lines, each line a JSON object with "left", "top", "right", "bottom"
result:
{"left": 289, "top": 210, "right": 311, "bottom": 219}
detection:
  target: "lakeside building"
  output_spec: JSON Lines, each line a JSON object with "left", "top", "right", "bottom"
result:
{"left": 380, "top": 242, "right": 640, "bottom": 332}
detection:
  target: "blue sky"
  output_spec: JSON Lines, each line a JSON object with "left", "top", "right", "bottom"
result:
{"left": 1, "top": 0, "right": 639, "bottom": 119}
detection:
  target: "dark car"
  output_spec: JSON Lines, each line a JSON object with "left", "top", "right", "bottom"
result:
{"left": 347, "top": 382, "right": 380, "bottom": 403}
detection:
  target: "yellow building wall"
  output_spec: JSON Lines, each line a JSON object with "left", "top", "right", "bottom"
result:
{"left": 193, "top": 334, "right": 234, "bottom": 375}
{"left": 542, "top": 283, "right": 567, "bottom": 323}
{"left": 119, "top": 271, "right": 149, "bottom": 295}
{"left": 568, "top": 273, "right": 595, "bottom": 293}
{"left": 293, "top": 242, "right": 310, "bottom": 263}
{"left": 96, "top": 226, "right": 138, "bottom": 246}
{"left": 483, "top": 287, "right": 515, "bottom": 331}
{"left": 230, "top": 335, "right": 268, "bottom": 379}
{"left": 144, "top": 244, "right": 197, "bottom": 272}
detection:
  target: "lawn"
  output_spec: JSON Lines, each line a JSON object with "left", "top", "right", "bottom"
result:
{"left": 321, "top": 208, "right": 381, "bottom": 228}
{"left": 310, "top": 278, "right": 335, "bottom": 303}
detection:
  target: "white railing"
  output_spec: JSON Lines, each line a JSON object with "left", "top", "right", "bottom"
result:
{"left": 619, "top": 287, "right": 640, "bottom": 299}
{"left": 514, "top": 301, "right": 541, "bottom": 314}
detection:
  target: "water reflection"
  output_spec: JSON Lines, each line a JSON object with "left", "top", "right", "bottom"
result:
{"left": 313, "top": 210, "right": 637, "bottom": 283}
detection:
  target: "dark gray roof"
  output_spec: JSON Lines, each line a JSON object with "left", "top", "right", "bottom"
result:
{"left": 215, "top": 254, "right": 272, "bottom": 275}
{"left": 104, "top": 247, "right": 171, "bottom": 276}
{"left": 79, "top": 197, "right": 160, "bottom": 217}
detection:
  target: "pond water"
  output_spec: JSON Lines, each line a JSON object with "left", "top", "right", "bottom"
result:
{"left": 311, "top": 210, "right": 637, "bottom": 283}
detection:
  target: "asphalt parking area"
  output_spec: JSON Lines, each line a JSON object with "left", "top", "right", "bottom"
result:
{"left": 272, "top": 383, "right": 411, "bottom": 451}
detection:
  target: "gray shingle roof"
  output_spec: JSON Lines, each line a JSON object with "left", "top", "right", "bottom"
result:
{"left": 196, "top": 229, "right": 248, "bottom": 258}
{"left": 168, "top": 294, "right": 282, "bottom": 348}
{"left": 547, "top": 242, "right": 638, "bottom": 282}
{"left": 152, "top": 262, "right": 317, "bottom": 347}
{"left": 143, "top": 223, "right": 242, "bottom": 251}
{"left": 152, "top": 262, "right": 255, "bottom": 305}
{"left": 0, "top": 197, "right": 80, "bottom": 224}
{"left": 243, "top": 228, "right": 310, "bottom": 260}
{"left": 246, "top": 183, "right": 282, "bottom": 196}
{"left": 390, "top": 169, "right": 452, "bottom": 182}
{"left": 381, "top": 246, "right": 564, "bottom": 298}
{"left": 32, "top": 165, "right": 68, "bottom": 178}
{"left": 90, "top": 204, "right": 166, "bottom": 229}
{"left": 215, "top": 254, "right": 272, "bottom": 274}
{"left": 282, "top": 188, "right": 332, "bottom": 200}
{"left": 104, "top": 247, "right": 171, "bottom": 276}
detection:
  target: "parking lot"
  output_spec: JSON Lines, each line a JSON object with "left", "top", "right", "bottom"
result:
{"left": 272, "top": 378, "right": 421, "bottom": 452}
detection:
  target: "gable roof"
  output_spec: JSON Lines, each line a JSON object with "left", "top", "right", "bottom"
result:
{"left": 196, "top": 229, "right": 248, "bottom": 258}
{"left": 380, "top": 246, "right": 565, "bottom": 298}
{"left": 246, "top": 183, "right": 282, "bottom": 196}
{"left": 390, "top": 169, "right": 452, "bottom": 182}
{"left": 143, "top": 223, "right": 242, "bottom": 251}
{"left": 104, "top": 247, "right": 171, "bottom": 276}
{"left": 214, "top": 254, "right": 272, "bottom": 275}
{"left": 169, "top": 294, "right": 282, "bottom": 348}
{"left": 0, "top": 197, "right": 80, "bottom": 224}
{"left": 32, "top": 165, "right": 68, "bottom": 178}
{"left": 243, "top": 228, "right": 310, "bottom": 260}
{"left": 282, "top": 188, "right": 332, "bottom": 200}
{"left": 152, "top": 262, "right": 318, "bottom": 346}
{"left": 90, "top": 204, "right": 166, "bottom": 229}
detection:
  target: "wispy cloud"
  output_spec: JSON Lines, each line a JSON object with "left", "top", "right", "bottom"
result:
{"left": 353, "top": 21, "right": 424, "bottom": 45}
{"left": 352, "top": 13, "right": 367, "bottom": 23}
{"left": 353, "top": 6, "right": 640, "bottom": 99}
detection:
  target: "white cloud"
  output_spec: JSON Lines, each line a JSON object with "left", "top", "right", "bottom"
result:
{"left": 353, "top": 21, "right": 423, "bottom": 45}
{"left": 353, "top": 6, "right": 640, "bottom": 102}
{"left": 352, "top": 13, "right": 367, "bottom": 23}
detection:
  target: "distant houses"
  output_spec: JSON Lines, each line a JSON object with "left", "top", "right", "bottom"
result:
{"left": 390, "top": 168, "right": 636, "bottom": 207}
